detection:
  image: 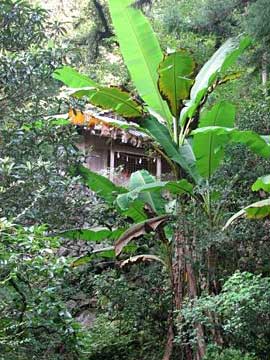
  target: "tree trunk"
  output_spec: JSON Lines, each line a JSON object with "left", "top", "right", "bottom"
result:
{"left": 162, "top": 316, "right": 174, "bottom": 360}
{"left": 185, "top": 245, "right": 206, "bottom": 360}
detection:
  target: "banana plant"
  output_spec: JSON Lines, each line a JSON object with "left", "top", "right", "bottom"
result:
{"left": 53, "top": 1, "right": 270, "bottom": 358}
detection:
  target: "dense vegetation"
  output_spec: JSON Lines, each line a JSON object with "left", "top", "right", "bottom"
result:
{"left": 0, "top": 0, "right": 270, "bottom": 359}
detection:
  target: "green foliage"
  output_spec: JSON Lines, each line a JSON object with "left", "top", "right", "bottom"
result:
{"left": 141, "top": 116, "right": 201, "bottom": 181}
{"left": 116, "top": 170, "right": 193, "bottom": 213}
{"left": 7, "top": 1, "right": 268, "bottom": 359}
{"left": 108, "top": 0, "right": 172, "bottom": 123}
{"left": 221, "top": 141, "right": 270, "bottom": 226}
{"left": 189, "top": 0, "right": 242, "bottom": 39}
{"left": 87, "top": 268, "right": 170, "bottom": 360}
{"left": 0, "top": 0, "right": 64, "bottom": 112}
{"left": 54, "top": 67, "right": 143, "bottom": 118}
{"left": 53, "top": 65, "right": 98, "bottom": 88}
{"left": 203, "top": 346, "right": 257, "bottom": 360}
{"left": 177, "top": 272, "right": 270, "bottom": 358}
{"left": 0, "top": 0, "right": 47, "bottom": 51}
{"left": 0, "top": 116, "right": 93, "bottom": 229}
{"left": 180, "top": 36, "right": 250, "bottom": 128}
{"left": 115, "top": 215, "right": 168, "bottom": 256}
{"left": 0, "top": 0, "right": 100, "bottom": 230}
{"left": 245, "top": 0, "right": 270, "bottom": 44}
{"left": 55, "top": 8, "right": 251, "bottom": 190}
{"left": 71, "top": 247, "right": 116, "bottom": 267}
{"left": 192, "top": 126, "right": 270, "bottom": 159}
{"left": 75, "top": 164, "right": 127, "bottom": 205}
{"left": 158, "top": 50, "right": 195, "bottom": 117}
{"left": 224, "top": 198, "right": 270, "bottom": 228}
{"left": 54, "top": 6, "right": 270, "bottom": 359}
{"left": 193, "top": 101, "right": 235, "bottom": 178}
{"left": 59, "top": 227, "right": 124, "bottom": 243}
{"left": 122, "top": 200, "right": 148, "bottom": 223}
{"left": 0, "top": 220, "right": 90, "bottom": 359}
{"left": 73, "top": 86, "right": 144, "bottom": 118}
{"left": 252, "top": 175, "right": 270, "bottom": 192}
{"left": 117, "top": 170, "right": 164, "bottom": 213}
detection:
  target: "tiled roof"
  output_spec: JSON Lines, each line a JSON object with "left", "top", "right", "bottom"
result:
{"left": 69, "top": 108, "right": 149, "bottom": 147}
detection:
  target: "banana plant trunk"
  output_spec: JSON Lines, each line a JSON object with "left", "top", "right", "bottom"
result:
{"left": 173, "top": 199, "right": 206, "bottom": 360}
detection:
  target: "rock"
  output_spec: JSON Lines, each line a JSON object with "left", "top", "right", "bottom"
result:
{"left": 66, "top": 300, "right": 77, "bottom": 310}
{"left": 58, "top": 247, "right": 69, "bottom": 256}
{"left": 76, "top": 310, "right": 96, "bottom": 329}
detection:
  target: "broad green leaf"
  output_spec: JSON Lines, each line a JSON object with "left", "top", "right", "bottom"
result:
{"left": 71, "top": 86, "right": 143, "bottom": 118}
{"left": 72, "top": 247, "right": 115, "bottom": 267}
{"left": 193, "top": 101, "right": 235, "bottom": 179}
{"left": 158, "top": 50, "right": 195, "bottom": 117}
{"left": 71, "top": 245, "right": 138, "bottom": 267}
{"left": 141, "top": 116, "right": 201, "bottom": 182}
{"left": 141, "top": 116, "right": 178, "bottom": 158}
{"left": 192, "top": 126, "right": 270, "bottom": 159}
{"left": 108, "top": 0, "right": 172, "bottom": 124}
{"left": 180, "top": 37, "right": 250, "bottom": 127}
{"left": 117, "top": 178, "right": 193, "bottom": 212}
{"left": 58, "top": 228, "right": 124, "bottom": 242}
{"left": 165, "top": 179, "right": 194, "bottom": 194}
{"left": 245, "top": 200, "right": 270, "bottom": 218}
{"left": 135, "top": 179, "right": 193, "bottom": 194}
{"left": 252, "top": 175, "right": 270, "bottom": 193}
{"left": 115, "top": 215, "right": 168, "bottom": 256}
{"left": 54, "top": 66, "right": 143, "bottom": 118}
{"left": 223, "top": 199, "right": 270, "bottom": 229}
{"left": 122, "top": 200, "right": 148, "bottom": 223}
{"left": 117, "top": 170, "right": 164, "bottom": 213}
{"left": 53, "top": 66, "right": 98, "bottom": 88}
{"left": 177, "top": 139, "right": 202, "bottom": 184}
{"left": 75, "top": 165, "right": 127, "bottom": 204}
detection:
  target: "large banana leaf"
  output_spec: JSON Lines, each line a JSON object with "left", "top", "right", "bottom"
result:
{"left": 58, "top": 227, "right": 124, "bottom": 242}
{"left": 252, "top": 175, "right": 270, "bottom": 193}
{"left": 72, "top": 247, "right": 115, "bottom": 267}
{"left": 193, "top": 101, "right": 235, "bottom": 179}
{"left": 71, "top": 244, "right": 137, "bottom": 267}
{"left": 117, "top": 176, "right": 194, "bottom": 211}
{"left": 192, "top": 126, "right": 270, "bottom": 159}
{"left": 180, "top": 37, "right": 250, "bottom": 127}
{"left": 71, "top": 86, "right": 143, "bottom": 118}
{"left": 141, "top": 116, "right": 178, "bottom": 158}
{"left": 108, "top": 0, "right": 172, "bottom": 124}
{"left": 75, "top": 165, "right": 127, "bottom": 204}
{"left": 74, "top": 166, "right": 151, "bottom": 221}
{"left": 115, "top": 215, "right": 169, "bottom": 256}
{"left": 117, "top": 170, "right": 164, "bottom": 213}
{"left": 122, "top": 200, "right": 148, "bottom": 223}
{"left": 141, "top": 116, "right": 201, "bottom": 182}
{"left": 54, "top": 66, "right": 143, "bottom": 118}
{"left": 158, "top": 50, "right": 195, "bottom": 117}
{"left": 177, "top": 139, "right": 202, "bottom": 184}
{"left": 223, "top": 198, "right": 270, "bottom": 229}
{"left": 53, "top": 66, "right": 98, "bottom": 88}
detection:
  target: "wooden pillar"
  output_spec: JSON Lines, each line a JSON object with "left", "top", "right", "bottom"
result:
{"left": 157, "top": 156, "right": 162, "bottom": 180}
{"left": 109, "top": 147, "right": 115, "bottom": 181}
